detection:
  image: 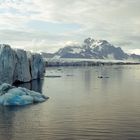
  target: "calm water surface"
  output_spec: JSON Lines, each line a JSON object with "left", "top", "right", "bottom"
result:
{"left": 1, "top": 65, "right": 140, "bottom": 140}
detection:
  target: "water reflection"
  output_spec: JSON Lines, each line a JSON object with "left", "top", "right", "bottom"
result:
{"left": 14, "top": 79, "right": 44, "bottom": 93}
{"left": 84, "top": 69, "right": 92, "bottom": 94}
{"left": 0, "top": 106, "right": 14, "bottom": 140}
{"left": 1, "top": 66, "right": 140, "bottom": 140}
{"left": 0, "top": 106, "right": 28, "bottom": 140}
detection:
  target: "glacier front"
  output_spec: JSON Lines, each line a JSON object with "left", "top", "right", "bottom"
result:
{"left": 0, "top": 44, "right": 46, "bottom": 84}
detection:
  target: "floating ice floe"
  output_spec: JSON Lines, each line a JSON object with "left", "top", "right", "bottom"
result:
{"left": 0, "top": 83, "right": 49, "bottom": 106}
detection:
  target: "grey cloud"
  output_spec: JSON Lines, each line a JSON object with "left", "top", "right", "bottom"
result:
{"left": 0, "top": 0, "right": 140, "bottom": 53}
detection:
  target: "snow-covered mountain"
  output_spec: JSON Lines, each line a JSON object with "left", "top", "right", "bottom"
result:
{"left": 130, "top": 54, "right": 140, "bottom": 60}
{"left": 52, "top": 38, "right": 129, "bottom": 60}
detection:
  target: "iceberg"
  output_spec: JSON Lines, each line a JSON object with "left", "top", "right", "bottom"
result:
{"left": 0, "top": 44, "right": 46, "bottom": 84}
{"left": 0, "top": 83, "right": 48, "bottom": 106}
{"left": 28, "top": 53, "right": 46, "bottom": 80}
{"left": 0, "top": 44, "right": 17, "bottom": 84}
{"left": 14, "top": 49, "right": 31, "bottom": 82}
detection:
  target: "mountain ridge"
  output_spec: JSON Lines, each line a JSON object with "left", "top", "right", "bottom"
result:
{"left": 42, "top": 37, "right": 140, "bottom": 61}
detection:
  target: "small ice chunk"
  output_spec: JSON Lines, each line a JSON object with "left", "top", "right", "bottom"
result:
{"left": 0, "top": 83, "right": 48, "bottom": 106}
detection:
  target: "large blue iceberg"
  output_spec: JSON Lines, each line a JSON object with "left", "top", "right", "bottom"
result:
{"left": 0, "top": 83, "right": 49, "bottom": 106}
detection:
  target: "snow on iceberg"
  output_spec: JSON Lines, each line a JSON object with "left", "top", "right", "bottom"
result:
{"left": 0, "top": 83, "right": 49, "bottom": 106}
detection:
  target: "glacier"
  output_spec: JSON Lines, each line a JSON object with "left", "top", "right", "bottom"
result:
{"left": 0, "top": 44, "right": 45, "bottom": 84}
{"left": 0, "top": 83, "right": 48, "bottom": 106}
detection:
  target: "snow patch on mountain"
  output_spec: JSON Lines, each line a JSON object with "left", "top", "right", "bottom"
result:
{"left": 107, "top": 53, "right": 115, "bottom": 60}
{"left": 71, "top": 47, "right": 83, "bottom": 54}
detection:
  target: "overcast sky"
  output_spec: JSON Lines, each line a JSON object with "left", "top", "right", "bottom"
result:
{"left": 0, "top": 0, "right": 140, "bottom": 54}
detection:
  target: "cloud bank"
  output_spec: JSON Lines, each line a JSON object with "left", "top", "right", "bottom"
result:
{"left": 0, "top": 0, "right": 140, "bottom": 54}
